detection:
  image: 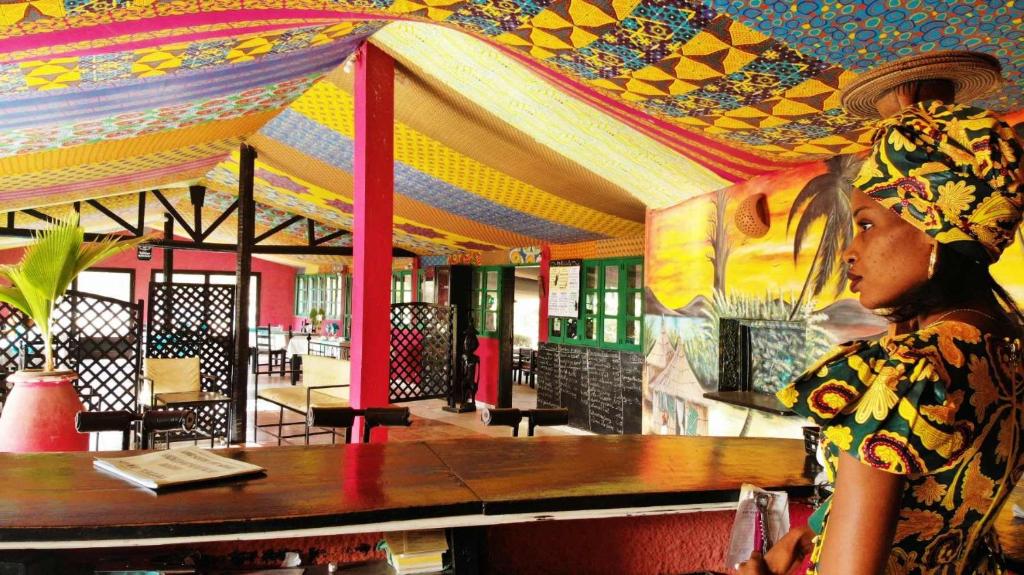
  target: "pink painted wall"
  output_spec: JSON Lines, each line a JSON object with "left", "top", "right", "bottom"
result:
{"left": 0, "top": 246, "right": 297, "bottom": 326}
{"left": 476, "top": 336, "right": 500, "bottom": 405}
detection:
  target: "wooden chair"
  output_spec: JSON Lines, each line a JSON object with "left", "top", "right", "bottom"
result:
{"left": 140, "top": 357, "right": 230, "bottom": 447}
{"left": 255, "top": 354, "right": 350, "bottom": 445}
{"left": 513, "top": 348, "right": 537, "bottom": 387}
{"left": 252, "top": 326, "right": 287, "bottom": 377}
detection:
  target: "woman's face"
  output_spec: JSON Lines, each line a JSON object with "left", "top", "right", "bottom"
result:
{"left": 843, "top": 190, "right": 934, "bottom": 310}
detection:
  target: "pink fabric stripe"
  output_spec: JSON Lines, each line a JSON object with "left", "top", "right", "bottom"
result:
{"left": 8, "top": 155, "right": 222, "bottom": 198}
{"left": 0, "top": 9, "right": 389, "bottom": 56}
{"left": 3, "top": 23, "right": 312, "bottom": 65}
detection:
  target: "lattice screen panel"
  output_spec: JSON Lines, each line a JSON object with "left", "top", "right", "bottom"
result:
{"left": 0, "top": 292, "right": 142, "bottom": 414}
{"left": 147, "top": 283, "right": 235, "bottom": 440}
{"left": 0, "top": 305, "right": 44, "bottom": 411}
{"left": 53, "top": 291, "right": 144, "bottom": 412}
{"left": 389, "top": 303, "right": 454, "bottom": 403}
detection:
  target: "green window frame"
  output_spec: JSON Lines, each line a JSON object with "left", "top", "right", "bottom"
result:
{"left": 294, "top": 273, "right": 342, "bottom": 320}
{"left": 471, "top": 266, "right": 502, "bottom": 338}
{"left": 391, "top": 270, "right": 413, "bottom": 304}
{"left": 341, "top": 274, "right": 352, "bottom": 338}
{"left": 547, "top": 257, "right": 643, "bottom": 351}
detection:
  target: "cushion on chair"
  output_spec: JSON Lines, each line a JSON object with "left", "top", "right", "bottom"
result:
{"left": 257, "top": 387, "right": 349, "bottom": 413}
{"left": 256, "top": 355, "right": 350, "bottom": 413}
{"left": 145, "top": 357, "right": 201, "bottom": 395}
{"left": 303, "top": 355, "right": 350, "bottom": 388}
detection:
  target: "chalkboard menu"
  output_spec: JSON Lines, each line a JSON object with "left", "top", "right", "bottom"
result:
{"left": 559, "top": 345, "right": 588, "bottom": 430}
{"left": 620, "top": 352, "right": 644, "bottom": 434}
{"left": 587, "top": 348, "right": 622, "bottom": 434}
{"left": 534, "top": 343, "right": 643, "bottom": 435}
{"left": 536, "top": 343, "right": 560, "bottom": 408}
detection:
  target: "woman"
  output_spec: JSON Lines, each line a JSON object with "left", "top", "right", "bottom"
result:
{"left": 738, "top": 54, "right": 1024, "bottom": 575}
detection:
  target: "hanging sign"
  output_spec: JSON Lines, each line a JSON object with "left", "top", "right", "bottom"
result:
{"left": 547, "top": 259, "right": 581, "bottom": 318}
{"left": 136, "top": 244, "right": 153, "bottom": 261}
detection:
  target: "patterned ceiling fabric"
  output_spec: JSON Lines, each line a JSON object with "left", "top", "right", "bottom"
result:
{"left": 203, "top": 155, "right": 504, "bottom": 255}
{"left": 261, "top": 79, "right": 643, "bottom": 240}
{"left": 0, "top": 21, "right": 376, "bottom": 209}
{"left": 325, "top": 66, "right": 646, "bottom": 222}
{"left": 3, "top": 0, "right": 1023, "bottom": 178}
{"left": 716, "top": 1, "right": 1023, "bottom": 112}
{"left": 248, "top": 133, "right": 543, "bottom": 250}
{"left": 370, "top": 22, "right": 731, "bottom": 206}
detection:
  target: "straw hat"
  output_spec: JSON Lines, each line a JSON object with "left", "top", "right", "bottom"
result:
{"left": 841, "top": 51, "right": 1003, "bottom": 118}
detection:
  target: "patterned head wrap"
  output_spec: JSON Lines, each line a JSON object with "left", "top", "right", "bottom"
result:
{"left": 853, "top": 101, "right": 1024, "bottom": 263}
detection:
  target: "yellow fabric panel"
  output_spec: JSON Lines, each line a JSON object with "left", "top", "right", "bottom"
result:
{"left": 0, "top": 162, "right": 219, "bottom": 212}
{"left": 593, "top": 236, "right": 644, "bottom": 258}
{"left": 547, "top": 236, "right": 643, "bottom": 259}
{"left": 0, "top": 112, "right": 274, "bottom": 176}
{"left": 550, "top": 241, "right": 597, "bottom": 260}
{"left": 324, "top": 66, "right": 645, "bottom": 222}
{"left": 372, "top": 22, "right": 727, "bottom": 209}
{"left": 290, "top": 80, "right": 641, "bottom": 237}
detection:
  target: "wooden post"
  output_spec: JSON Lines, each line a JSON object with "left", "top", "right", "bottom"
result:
{"left": 162, "top": 214, "right": 174, "bottom": 331}
{"left": 538, "top": 245, "right": 550, "bottom": 343}
{"left": 497, "top": 266, "right": 515, "bottom": 408}
{"left": 349, "top": 42, "right": 394, "bottom": 441}
{"left": 411, "top": 257, "right": 420, "bottom": 302}
{"left": 232, "top": 143, "right": 257, "bottom": 444}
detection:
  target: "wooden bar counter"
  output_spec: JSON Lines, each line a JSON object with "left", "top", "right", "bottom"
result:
{"left": 0, "top": 435, "right": 814, "bottom": 549}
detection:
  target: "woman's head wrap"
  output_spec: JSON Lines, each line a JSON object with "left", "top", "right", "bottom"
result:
{"left": 854, "top": 101, "right": 1024, "bottom": 263}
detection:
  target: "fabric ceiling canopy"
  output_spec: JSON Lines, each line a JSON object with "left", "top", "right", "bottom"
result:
{"left": 1, "top": 1, "right": 1021, "bottom": 256}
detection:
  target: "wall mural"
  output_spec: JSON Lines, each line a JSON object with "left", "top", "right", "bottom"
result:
{"left": 643, "top": 116, "right": 1024, "bottom": 438}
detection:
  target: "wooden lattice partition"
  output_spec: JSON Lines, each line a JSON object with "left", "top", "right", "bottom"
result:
{"left": 388, "top": 303, "right": 454, "bottom": 403}
{"left": 0, "top": 291, "right": 143, "bottom": 414}
{"left": 146, "top": 282, "right": 235, "bottom": 439}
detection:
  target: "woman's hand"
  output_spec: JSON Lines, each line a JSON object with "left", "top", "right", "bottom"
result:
{"left": 734, "top": 552, "right": 771, "bottom": 574}
{"left": 733, "top": 525, "right": 814, "bottom": 575}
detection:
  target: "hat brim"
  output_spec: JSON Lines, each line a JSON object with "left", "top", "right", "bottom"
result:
{"left": 841, "top": 51, "right": 1003, "bottom": 118}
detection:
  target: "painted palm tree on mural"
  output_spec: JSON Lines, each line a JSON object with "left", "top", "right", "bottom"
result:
{"left": 786, "top": 154, "right": 861, "bottom": 319}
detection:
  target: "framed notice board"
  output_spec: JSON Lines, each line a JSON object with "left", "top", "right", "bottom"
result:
{"left": 547, "top": 259, "right": 581, "bottom": 318}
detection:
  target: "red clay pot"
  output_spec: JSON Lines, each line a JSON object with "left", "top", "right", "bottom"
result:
{"left": 0, "top": 370, "right": 89, "bottom": 452}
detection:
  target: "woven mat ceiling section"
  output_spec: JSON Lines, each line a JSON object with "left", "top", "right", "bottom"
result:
{"left": 2, "top": 0, "right": 1023, "bottom": 255}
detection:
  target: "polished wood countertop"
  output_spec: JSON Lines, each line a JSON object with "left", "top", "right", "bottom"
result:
{"left": 0, "top": 435, "right": 815, "bottom": 548}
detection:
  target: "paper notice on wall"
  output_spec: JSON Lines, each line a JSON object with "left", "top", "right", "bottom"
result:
{"left": 548, "top": 261, "right": 580, "bottom": 318}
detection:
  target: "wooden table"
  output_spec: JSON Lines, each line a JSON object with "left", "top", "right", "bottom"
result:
{"left": 1, "top": 435, "right": 1019, "bottom": 571}
{"left": 0, "top": 436, "right": 813, "bottom": 549}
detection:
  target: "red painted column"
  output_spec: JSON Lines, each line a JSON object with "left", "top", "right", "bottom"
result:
{"left": 538, "top": 245, "right": 551, "bottom": 343}
{"left": 349, "top": 42, "right": 394, "bottom": 440}
{"left": 410, "top": 257, "right": 420, "bottom": 302}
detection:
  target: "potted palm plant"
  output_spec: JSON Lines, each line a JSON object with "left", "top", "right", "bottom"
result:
{"left": 0, "top": 214, "right": 147, "bottom": 452}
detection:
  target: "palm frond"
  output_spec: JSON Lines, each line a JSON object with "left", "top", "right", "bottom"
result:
{"left": 0, "top": 286, "right": 31, "bottom": 318}
{"left": 74, "top": 234, "right": 149, "bottom": 277}
{"left": 1, "top": 214, "right": 153, "bottom": 371}
{"left": 17, "top": 215, "right": 82, "bottom": 309}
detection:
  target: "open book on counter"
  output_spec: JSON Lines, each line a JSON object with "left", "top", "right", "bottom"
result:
{"left": 94, "top": 446, "right": 265, "bottom": 490}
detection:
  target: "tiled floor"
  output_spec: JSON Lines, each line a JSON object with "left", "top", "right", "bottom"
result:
{"left": 248, "top": 374, "right": 589, "bottom": 446}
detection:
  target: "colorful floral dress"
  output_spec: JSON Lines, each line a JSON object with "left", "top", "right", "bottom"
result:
{"left": 777, "top": 320, "right": 1024, "bottom": 575}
